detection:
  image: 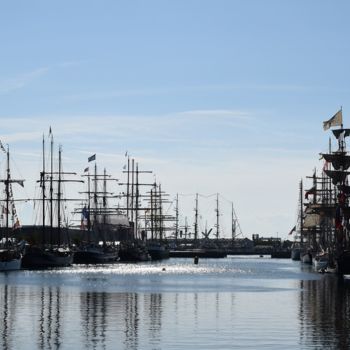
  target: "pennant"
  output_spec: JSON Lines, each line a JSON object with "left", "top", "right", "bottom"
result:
{"left": 17, "top": 180, "right": 24, "bottom": 188}
{"left": 323, "top": 109, "right": 342, "bottom": 131}
{"left": 88, "top": 154, "right": 96, "bottom": 162}
{"left": 84, "top": 167, "right": 89, "bottom": 173}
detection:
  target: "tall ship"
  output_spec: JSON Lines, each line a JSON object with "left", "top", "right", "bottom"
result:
{"left": 0, "top": 145, "right": 24, "bottom": 271}
{"left": 22, "top": 133, "right": 74, "bottom": 268}
{"left": 320, "top": 109, "right": 350, "bottom": 274}
{"left": 304, "top": 109, "right": 350, "bottom": 275}
{"left": 74, "top": 158, "right": 119, "bottom": 264}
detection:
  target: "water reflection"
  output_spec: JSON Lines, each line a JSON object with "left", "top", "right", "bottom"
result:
{"left": 37, "top": 287, "right": 62, "bottom": 350}
{"left": 300, "top": 275, "right": 350, "bottom": 349}
{"left": 80, "top": 292, "right": 108, "bottom": 350}
{"left": 0, "top": 280, "right": 19, "bottom": 350}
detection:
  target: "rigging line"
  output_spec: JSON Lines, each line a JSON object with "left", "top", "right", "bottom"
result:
{"left": 219, "top": 193, "right": 234, "bottom": 204}
{"left": 198, "top": 193, "right": 217, "bottom": 198}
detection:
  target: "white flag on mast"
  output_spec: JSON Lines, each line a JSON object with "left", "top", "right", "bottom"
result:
{"left": 323, "top": 109, "right": 343, "bottom": 130}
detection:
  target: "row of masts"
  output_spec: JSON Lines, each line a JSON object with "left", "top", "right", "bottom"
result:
{"left": 0, "top": 133, "right": 242, "bottom": 243}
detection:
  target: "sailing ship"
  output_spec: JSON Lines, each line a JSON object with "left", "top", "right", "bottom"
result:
{"left": 74, "top": 160, "right": 119, "bottom": 264}
{"left": 118, "top": 158, "right": 151, "bottom": 262}
{"left": 0, "top": 146, "right": 24, "bottom": 271}
{"left": 320, "top": 109, "right": 350, "bottom": 274}
{"left": 299, "top": 109, "right": 350, "bottom": 274}
{"left": 145, "top": 183, "right": 170, "bottom": 260}
{"left": 22, "top": 134, "right": 74, "bottom": 268}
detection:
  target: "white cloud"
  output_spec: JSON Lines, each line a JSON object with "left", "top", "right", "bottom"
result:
{"left": 0, "top": 67, "right": 49, "bottom": 94}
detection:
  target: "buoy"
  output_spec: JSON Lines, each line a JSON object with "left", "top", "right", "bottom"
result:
{"left": 194, "top": 256, "right": 199, "bottom": 265}
{"left": 162, "top": 267, "right": 166, "bottom": 271}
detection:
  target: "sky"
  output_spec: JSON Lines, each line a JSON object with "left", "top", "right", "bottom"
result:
{"left": 0, "top": 0, "right": 350, "bottom": 240}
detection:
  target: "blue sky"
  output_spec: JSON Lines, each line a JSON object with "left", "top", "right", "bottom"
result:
{"left": 0, "top": 0, "right": 349, "bottom": 239}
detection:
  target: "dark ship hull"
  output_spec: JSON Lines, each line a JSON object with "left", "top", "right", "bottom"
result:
{"left": 119, "top": 242, "right": 150, "bottom": 262}
{"left": 336, "top": 250, "right": 350, "bottom": 275}
{"left": 22, "top": 246, "right": 73, "bottom": 269}
{"left": 73, "top": 245, "right": 118, "bottom": 264}
{"left": 147, "top": 242, "right": 170, "bottom": 260}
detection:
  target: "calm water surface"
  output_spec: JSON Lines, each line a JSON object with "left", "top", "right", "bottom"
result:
{"left": 0, "top": 256, "right": 349, "bottom": 349}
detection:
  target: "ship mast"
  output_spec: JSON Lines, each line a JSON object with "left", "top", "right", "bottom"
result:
{"left": 215, "top": 193, "right": 220, "bottom": 240}
{"left": 194, "top": 193, "right": 199, "bottom": 241}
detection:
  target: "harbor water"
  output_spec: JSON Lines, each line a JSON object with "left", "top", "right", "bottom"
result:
{"left": 0, "top": 256, "right": 349, "bottom": 349}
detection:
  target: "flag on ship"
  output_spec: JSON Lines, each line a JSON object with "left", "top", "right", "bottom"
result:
{"left": 323, "top": 109, "right": 342, "bottom": 130}
{"left": 288, "top": 225, "right": 296, "bottom": 235}
{"left": 88, "top": 154, "right": 96, "bottom": 162}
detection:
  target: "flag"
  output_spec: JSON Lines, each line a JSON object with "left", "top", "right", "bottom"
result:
{"left": 323, "top": 161, "right": 329, "bottom": 171}
{"left": 82, "top": 206, "right": 89, "bottom": 219}
{"left": 49, "top": 126, "right": 52, "bottom": 135}
{"left": 13, "top": 219, "right": 20, "bottom": 230}
{"left": 335, "top": 206, "right": 343, "bottom": 230}
{"left": 323, "top": 109, "right": 342, "bottom": 131}
{"left": 123, "top": 165, "right": 126, "bottom": 170}
{"left": 15, "top": 180, "right": 24, "bottom": 188}
{"left": 305, "top": 186, "right": 316, "bottom": 200}
{"left": 0, "top": 141, "right": 6, "bottom": 153}
{"left": 84, "top": 167, "right": 89, "bottom": 173}
{"left": 88, "top": 154, "right": 96, "bottom": 162}
{"left": 288, "top": 225, "right": 296, "bottom": 235}
{"left": 125, "top": 151, "right": 128, "bottom": 157}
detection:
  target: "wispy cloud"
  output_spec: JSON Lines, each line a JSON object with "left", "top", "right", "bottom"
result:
{"left": 0, "top": 67, "right": 49, "bottom": 94}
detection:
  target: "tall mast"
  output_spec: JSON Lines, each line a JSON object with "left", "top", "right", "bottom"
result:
{"left": 87, "top": 169, "right": 91, "bottom": 239}
{"left": 94, "top": 162, "right": 97, "bottom": 229}
{"left": 5, "top": 146, "right": 10, "bottom": 243}
{"left": 175, "top": 193, "right": 179, "bottom": 242}
{"left": 300, "top": 179, "right": 304, "bottom": 245}
{"left": 159, "top": 184, "right": 163, "bottom": 240}
{"left": 126, "top": 157, "right": 130, "bottom": 220}
{"left": 194, "top": 193, "right": 198, "bottom": 241}
{"left": 135, "top": 163, "right": 139, "bottom": 240}
{"left": 50, "top": 132, "right": 54, "bottom": 247}
{"left": 231, "top": 202, "right": 236, "bottom": 241}
{"left": 216, "top": 193, "right": 220, "bottom": 240}
{"left": 42, "top": 135, "right": 46, "bottom": 245}
{"left": 131, "top": 159, "right": 134, "bottom": 223}
{"left": 150, "top": 187, "right": 154, "bottom": 240}
{"left": 57, "top": 145, "right": 62, "bottom": 246}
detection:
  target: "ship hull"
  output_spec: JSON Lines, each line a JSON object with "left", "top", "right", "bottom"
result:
{"left": 336, "top": 250, "right": 350, "bottom": 275}
{"left": 0, "top": 249, "right": 22, "bottom": 271}
{"left": 73, "top": 247, "right": 118, "bottom": 264}
{"left": 22, "top": 246, "right": 73, "bottom": 269}
{"left": 291, "top": 248, "right": 301, "bottom": 261}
